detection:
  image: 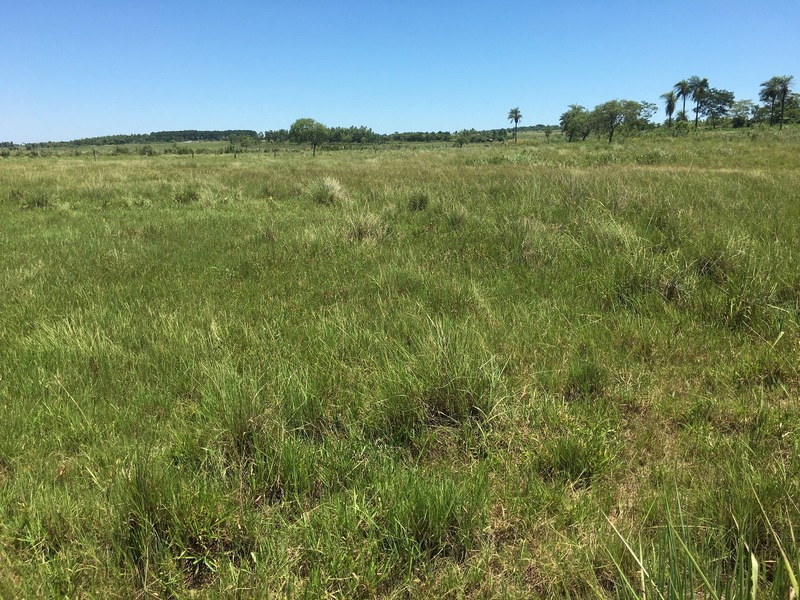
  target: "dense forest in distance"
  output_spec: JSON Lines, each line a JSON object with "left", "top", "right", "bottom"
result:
{"left": 2, "top": 74, "right": 795, "bottom": 150}
{"left": 0, "top": 125, "right": 556, "bottom": 150}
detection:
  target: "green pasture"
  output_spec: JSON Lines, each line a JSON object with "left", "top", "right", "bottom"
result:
{"left": 1, "top": 130, "right": 799, "bottom": 597}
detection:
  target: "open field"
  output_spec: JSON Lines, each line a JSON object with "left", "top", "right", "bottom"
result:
{"left": 1, "top": 130, "right": 799, "bottom": 597}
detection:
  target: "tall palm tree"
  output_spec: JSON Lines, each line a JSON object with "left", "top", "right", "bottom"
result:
{"left": 660, "top": 90, "right": 677, "bottom": 127}
{"left": 508, "top": 107, "right": 522, "bottom": 144}
{"left": 775, "top": 75, "right": 794, "bottom": 129}
{"left": 759, "top": 77, "right": 779, "bottom": 126}
{"left": 688, "top": 76, "right": 708, "bottom": 129}
{"left": 674, "top": 80, "right": 691, "bottom": 118}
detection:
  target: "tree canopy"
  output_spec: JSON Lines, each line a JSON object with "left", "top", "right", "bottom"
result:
{"left": 289, "top": 118, "right": 329, "bottom": 155}
{"left": 773, "top": 76, "right": 795, "bottom": 129}
{"left": 700, "top": 88, "right": 735, "bottom": 128}
{"left": 688, "top": 76, "right": 709, "bottom": 129}
{"left": 559, "top": 105, "right": 591, "bottom": 142}
{"left": 660, "top": 90, "right": 677, "bottom": 126}
{"left": 507, "top": 108, "right": 522, "bottom": 143}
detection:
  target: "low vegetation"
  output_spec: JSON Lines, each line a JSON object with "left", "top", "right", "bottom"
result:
{"left": 1, "top": 129, "right": 799, "bottom": 597}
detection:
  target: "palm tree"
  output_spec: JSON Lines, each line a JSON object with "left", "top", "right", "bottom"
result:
{"left": 760, "top": 77, "right": 779, "bottom": 126}
{"left": 688, "top": 76, "right": 708, "bottom": 129}
{"left": 508, "top": 107, "right": 522, "bottom": 144}
{"left": 775, "top": 75, "right": 794, "bottom": 129}
{"left": 674, "top": 80, "right": 691, "bottom": 118}
{"left": 660, "top": 90, "right": 677, "bottom": 127}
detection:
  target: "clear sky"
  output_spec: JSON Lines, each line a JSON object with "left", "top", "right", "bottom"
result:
{"left": 2, "top": 0, "right": 798, "bottom": 143}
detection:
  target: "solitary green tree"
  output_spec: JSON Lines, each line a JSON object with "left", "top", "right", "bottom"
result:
{"left": 590, "top": 100, "right": 625, "bottom": 143}
{"left": 508, "top": 107, "right": 522, "bottom": 143}
{"left": 559, "top": 104, "right": 590, "bottom": 142}
{"left": 730, "top": 99, "right": 756, "bottom": 128}
{"left": 759, "top": 77, "right": 780, "bottom": 126}
{"left": 289, "top": 118, "right": 329, "bottom": 156}
{"left": 688, "top": 76, "right": 709, "bottom": 129}
{"left": 674, "top": 79, "right": 691, "bottom": 118}
{"left": 700, "top": 88, "right": 735, "bottom": 129}
{"left": 774, "top": 75, "right": 795, "bottom": 129}
{"left": 660, "top": 90, "right": 677, "bottom": 127}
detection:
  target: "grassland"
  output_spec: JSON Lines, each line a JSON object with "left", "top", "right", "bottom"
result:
{"left": 1, "top": 129, "right": 799, "bottom": 598}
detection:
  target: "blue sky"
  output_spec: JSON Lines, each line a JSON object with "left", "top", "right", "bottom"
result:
{"left": 2, "top": 0, "right": 798, "bottom": 143}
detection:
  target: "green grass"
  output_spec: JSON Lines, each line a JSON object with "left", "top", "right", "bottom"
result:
{"left": 1, "top": 129, "right": 799, "bottom": 597}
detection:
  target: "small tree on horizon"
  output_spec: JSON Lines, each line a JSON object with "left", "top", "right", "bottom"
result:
{"left": 688, "top": 76, "right": 709, "bottom": 129}
{"left": 289, "top": 118, "right": 329, "bottom": 156}
{"left": 700, "top": 88, "right": 735, "bottom": 129}
{"left": 661, "top": 90, "right": 677, "bottom": 127}
{"left": 759, "top": 76, "right": 782, "bottom": 126}
{"left": 774, "top": 75, "right": 795, "bottom": 129}
{"left": 674, "top": 79, "right": 691, "bottom": 119}
{"left": 508, "top": 107, "right": 522, "bottom": 143}
{"left": 590, "top": 100, "right": 625, "bottom": 143}
{"left": 730, "top": 99, "right": 756, "bottom": 128}
{"left": 560, "top": 105, "right": 590, "bottom": 142}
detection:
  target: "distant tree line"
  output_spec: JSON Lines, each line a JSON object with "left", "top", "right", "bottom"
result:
{"left": 7, "top": 74, "right": 796, "bottom": 150}
{"left": 36, "top": 127, "right": 455, "bottom": 149}
{"left": 385, "top": 131, "right": 452, "bottom": 143}
{"left": 657, "top": 75, "right": 796, "bottom": 132}
{"left": 67, "top": 130, "right": 261, "bottom": 146}
{"left": 7, "top": 125, "right": 513, "bottom": 152}
{"left": 557, "top": 74, "right": 796, "bottom": 143}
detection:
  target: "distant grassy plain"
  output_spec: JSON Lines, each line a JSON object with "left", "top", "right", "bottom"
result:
{"left": 1, "top": 129, "right": 799, "bottom": 597}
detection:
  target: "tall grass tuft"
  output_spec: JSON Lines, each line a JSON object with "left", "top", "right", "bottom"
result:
{"left": 305, "top": 176, "right": 348, "bottom": 205}
{"left": 563, "top": 351, "right": 608, "bottom": 402}
{"left": 370, "top": 322, "right": 504, "bottom": 447}
{"left": 607, "top": 485, "right": 800, "bottom": 599}
{"left": 174, "top": 187, "right": 200, "bottom": 204}
{"left": 346, "top": 211, "right": 389, "bottom": 243}
{"left": 115, "top": 456, "right": 181, "bottom": 593}
{"left": 379, "top": 466, "right": 488, "bottom": 563}
{"left": 21, "top": 191, "right": 51, "bottom": 209}
{"left": 407, "top": 191, "right": 430, "bottom": 211}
